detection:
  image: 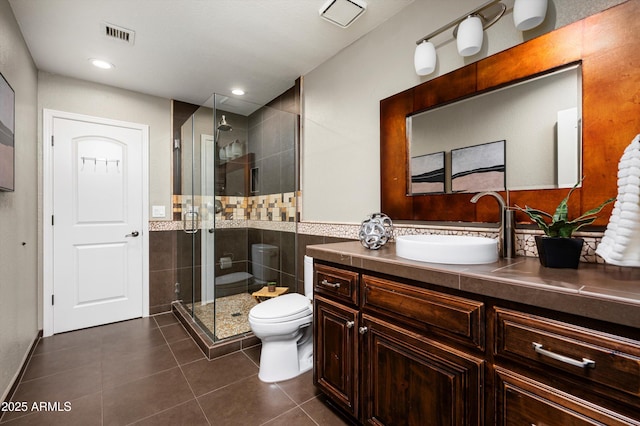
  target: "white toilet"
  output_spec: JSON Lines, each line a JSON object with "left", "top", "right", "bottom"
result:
{"left": 249, "top": 255, "right": 314, "bottom": 383}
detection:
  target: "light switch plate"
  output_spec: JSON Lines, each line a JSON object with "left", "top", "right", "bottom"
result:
{"left": 152, "top": 205, "right": 166, "bottom": 218}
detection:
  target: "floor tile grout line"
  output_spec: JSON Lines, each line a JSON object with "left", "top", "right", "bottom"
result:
{"left": 121, "top": 398, "right": 207, "bottom": 426}
{"left": 258, "top": 405, "right": 317, "bottom": 426}
{"left": 163, "top": 322, "right": 212, "bottom": 426}
{"left": 104, "top": 366, "right": 197, "bottom": 426}
{"left": 17, "top": 358, "right": 103, "bottom": 385}
{"left": 194, "top": 372, "right": 261, "bottom": 400}
{"left": 240, "top": 347, "right": 261, "bottom": 369}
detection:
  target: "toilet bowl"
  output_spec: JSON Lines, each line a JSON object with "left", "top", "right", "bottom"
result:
{"left": 214, "top": 271, "right": 252, "bottom": 298}
{"left": 248, "top": 255, "right": 314, "bottom": 382}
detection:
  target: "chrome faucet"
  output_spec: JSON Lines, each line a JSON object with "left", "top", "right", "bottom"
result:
{"left": 470, "top": 191, "right": 516, "bottom": 259}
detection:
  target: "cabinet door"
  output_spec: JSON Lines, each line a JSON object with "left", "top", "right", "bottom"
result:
{"left": 495, "top": 367, "right": 640, "bottom": 426}
{"left": 362, "top": 314, "right": 484, "bottom": 426}
{"left": 314, "top": 295, "right": 359, "bottom": 418}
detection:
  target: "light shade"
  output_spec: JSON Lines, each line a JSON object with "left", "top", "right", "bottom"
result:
{"left": 513, "top": 0, "right": 548, "bottom": 31}
{"left": 456, "top": 16, "right": 483, "bottom": 57}
{"left": 414, "top": 40, "right": 437, "bottom": 76}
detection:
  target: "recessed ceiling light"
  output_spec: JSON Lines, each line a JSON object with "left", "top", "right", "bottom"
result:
{"left": 90, "top": 59, "right": 115, "bottom": 69}
{"left": 231, "top": 88, "right": 245, "bottom": 96}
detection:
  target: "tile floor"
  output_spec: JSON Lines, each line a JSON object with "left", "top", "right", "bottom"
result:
{"left": 0, "top": 313, "right": 352, "bottom": 425}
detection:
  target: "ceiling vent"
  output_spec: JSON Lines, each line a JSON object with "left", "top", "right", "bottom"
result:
{"left": 319, "top": 0, "right": 367, "bottom": 28}
{"left": 101, "top": 22, "right": 135, "bottom": 46}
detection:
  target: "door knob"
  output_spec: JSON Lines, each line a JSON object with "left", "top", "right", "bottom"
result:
{"left": 125, "top": 231, "right": 140, "bottom": 237}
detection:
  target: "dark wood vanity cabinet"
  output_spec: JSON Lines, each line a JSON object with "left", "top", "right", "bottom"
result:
{"left": 495, "top": 367, "right": 638, "bottom": 426}
{"left": 313, "top": 260, "right": 640, "bottom": 425}
{"left": 361, "top": 315, "right": 484, "bottom": 425}
{"left": 313, "top": 263, "right": 485, "bottom": 425}
{"left": 314, "top": 295, "right": 359, "bottom": 418}
{"left": 494, "top": 307, "right": 640, "bottom": 426}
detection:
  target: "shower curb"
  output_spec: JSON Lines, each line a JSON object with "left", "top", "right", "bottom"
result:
{"left": 171, "top": 301, "right": 260, "bottom": 360}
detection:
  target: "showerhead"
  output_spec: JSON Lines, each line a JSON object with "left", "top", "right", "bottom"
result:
{"left": 217, "top": 115, "right": 232, "bottom": 132}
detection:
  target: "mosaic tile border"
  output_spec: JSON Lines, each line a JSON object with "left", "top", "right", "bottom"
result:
{"left": 298, "top": 221, "right": 605, "bottom": 264}
{"left": 154, "top": 194, "right": 607, "bottom": 264}
{"left": 172, "top": 193, "right": 298, "bottom": 223}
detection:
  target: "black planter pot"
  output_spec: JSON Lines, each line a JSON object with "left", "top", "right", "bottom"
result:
{"left": 535, "top": 236, "right": 584, "bottom": 269}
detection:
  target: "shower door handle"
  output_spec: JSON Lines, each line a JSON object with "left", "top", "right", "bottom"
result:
{"left": 183, "top": 211, "right": 199, "bottom": 234}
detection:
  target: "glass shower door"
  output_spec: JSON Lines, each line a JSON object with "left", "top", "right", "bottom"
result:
{"left": 178, "top": 98, "right": 216, "bottom": 339}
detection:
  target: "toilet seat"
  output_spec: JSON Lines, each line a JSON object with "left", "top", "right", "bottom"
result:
{"left": 249, "top": 293, "right": 311, "bottom": 324}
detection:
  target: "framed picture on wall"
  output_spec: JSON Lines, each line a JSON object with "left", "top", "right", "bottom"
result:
{"left": 451, "top": 140, "right": 505, "bottom": 193}
{"left": 410, "top": 151, "right": 445, "bottom": 194}
{"left": 0, "top": 72, "right": 15, "bottom": 192}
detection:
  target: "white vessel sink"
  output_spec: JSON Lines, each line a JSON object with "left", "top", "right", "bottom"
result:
{"left": 396, "top": 235, "right": 499, "bottom": 265}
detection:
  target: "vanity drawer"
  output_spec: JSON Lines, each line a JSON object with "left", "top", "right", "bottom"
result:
{"left": 495, "top": 307, "right": 640, "bottom": 397}
{"left": 362, "top": 275, "right": 484, "bottom": 350}
{"left": 314, "top": 264, "right": 359, "bottom": 305}
{"left": 495, "top": 367, "right": 640, "bottom": 426}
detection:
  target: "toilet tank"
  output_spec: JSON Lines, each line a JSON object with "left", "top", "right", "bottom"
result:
{"left": 251, "top": 244, "right": 279, "bottom": 282}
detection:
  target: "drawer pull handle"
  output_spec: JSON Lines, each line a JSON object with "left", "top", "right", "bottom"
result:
{"left": 346, "top": 321, "right": 355, "bottom": 329}
{"left": 321, "top": 279, "right": 341, "bottom": 289}
{"left": 359, "top": 326, "right": 368, "bottom": 335}
{"left": 532, "top": 343, "right": 596, "bottom": 369}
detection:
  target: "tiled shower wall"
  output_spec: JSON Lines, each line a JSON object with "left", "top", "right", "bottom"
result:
{"left": 149, "top": 85, "right": 301, "bottom": 315}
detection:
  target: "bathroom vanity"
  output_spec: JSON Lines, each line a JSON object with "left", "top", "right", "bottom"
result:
{"left": 309, "top": 241, "right": 640, "bottom": 425}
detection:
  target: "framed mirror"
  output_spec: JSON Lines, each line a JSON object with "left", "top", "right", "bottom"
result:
{"left": 407, "top": 64, "right": 581, "bottom": 195}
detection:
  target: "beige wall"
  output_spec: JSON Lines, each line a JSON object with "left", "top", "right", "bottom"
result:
{"left": 301, "top": 0, "right": 626, "bottom": 223}
{"left": 0, "top": 0, "right": 39, "bottom": 401}
{"left": 38, "top": 72, "right": 172, "bottom": 215}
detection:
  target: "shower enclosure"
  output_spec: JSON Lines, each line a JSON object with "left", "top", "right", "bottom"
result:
{"left": 176, "top": 91, "right": 299, "bottom": 344}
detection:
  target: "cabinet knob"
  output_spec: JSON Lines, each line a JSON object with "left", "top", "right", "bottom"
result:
{"left": 359, "top": 326, "right": 368, "bottom": 335}
{"left": 345, "top": 321, "right": 355, "bottom": 329}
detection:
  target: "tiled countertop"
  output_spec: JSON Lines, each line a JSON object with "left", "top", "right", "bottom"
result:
{"left": 306, "top": 241, "right": 640, "bottom": 329}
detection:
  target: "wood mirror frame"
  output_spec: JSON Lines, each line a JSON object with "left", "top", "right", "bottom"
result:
{"left": 380, "top": 1, "right": 640, "bottom": 225}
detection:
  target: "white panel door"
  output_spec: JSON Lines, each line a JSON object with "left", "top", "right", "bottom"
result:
{"left": 52, "top": 116, "right": 145, "bottom": 333}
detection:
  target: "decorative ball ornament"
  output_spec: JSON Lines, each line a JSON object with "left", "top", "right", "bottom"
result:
{"left": 359, "top": 213, "right": 394, "bottom": 250}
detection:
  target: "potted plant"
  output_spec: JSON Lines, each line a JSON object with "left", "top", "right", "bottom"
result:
{"left": 516, "top": 179, "right": 614, "bottom": 268}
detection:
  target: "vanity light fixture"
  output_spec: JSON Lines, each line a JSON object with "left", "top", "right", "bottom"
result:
{"left": 456, "top": 15, "right": 484, "bottom": 57}
{"left": 414, "top": 40, "right": 437, "bottom": 76}
{"left": 90, "top": 58, "right": 114, "bottom": 70}
{"left": 513, "top": 0, "right": 548, "bottom": 31}
{"left": 414, "top": 0, "right": 547, "bottom": 76}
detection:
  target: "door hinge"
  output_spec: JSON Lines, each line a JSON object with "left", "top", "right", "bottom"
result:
{"left": 51, "top": 135, "right": 54, "bottom": 146}
{"left": 51, "top": 215, "right": 54, "bottom": 226}
{"left": 51, "top": 294, "right": 54, "bottom": 305}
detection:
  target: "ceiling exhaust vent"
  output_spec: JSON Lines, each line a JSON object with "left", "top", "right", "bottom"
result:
{"left": 101, "top": 22, "right": 135, "bottom": 45}
{"left": 319, "top": 0, "right": 367, "bottom": 28}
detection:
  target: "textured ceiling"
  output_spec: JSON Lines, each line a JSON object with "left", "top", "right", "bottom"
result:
{"left": 9, "top": 0, "right": 414, "bottom": 108}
